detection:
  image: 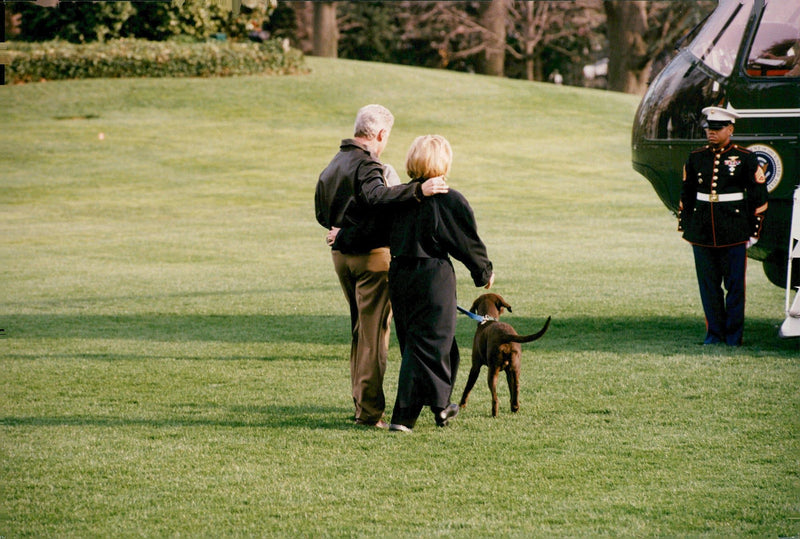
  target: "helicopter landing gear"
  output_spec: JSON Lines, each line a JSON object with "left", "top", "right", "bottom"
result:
{"left": 762, "top": 252, "right": 800, "bottom": 289}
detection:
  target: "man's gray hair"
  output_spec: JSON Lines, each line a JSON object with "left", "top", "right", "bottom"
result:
{"left": 354, "top": 104, "right": 394, "bottom": 139}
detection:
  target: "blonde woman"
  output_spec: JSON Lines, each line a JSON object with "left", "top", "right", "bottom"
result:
{"left": 388, "top": 135, "right": 495, "bottom": 432}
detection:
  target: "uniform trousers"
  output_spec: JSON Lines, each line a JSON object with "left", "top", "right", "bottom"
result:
{"left": 332, "top": 248, "right": 392, "bottom": 423}
{"left": 692, "top": 243, "right": 747, "bottom": 346}
{"left": 388, "top": 257, "right": 459, "bottom": 428}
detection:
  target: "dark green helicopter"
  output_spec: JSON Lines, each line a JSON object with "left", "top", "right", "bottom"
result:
{"left": 632, "top": 0, "right": 799, "bottom": 288}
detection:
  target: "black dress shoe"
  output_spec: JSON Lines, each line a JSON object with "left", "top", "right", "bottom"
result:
{"left": 434, "top": 403, "right": 459, "bottom": 427}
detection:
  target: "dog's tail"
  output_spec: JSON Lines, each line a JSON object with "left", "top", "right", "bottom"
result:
{"left": 503, "top": 316, "right": 551, "bottom": 344}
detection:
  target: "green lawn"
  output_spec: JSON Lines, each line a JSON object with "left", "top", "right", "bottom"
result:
{"left": 1, "top": 57, "right": 798, "bottom": 536}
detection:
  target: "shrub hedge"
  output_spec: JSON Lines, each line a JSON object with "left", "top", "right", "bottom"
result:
{"left": 6, "top": 38, "right": 308, "bottom": 83}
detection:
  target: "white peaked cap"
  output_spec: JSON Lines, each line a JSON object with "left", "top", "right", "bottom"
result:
{"left": 701, "top": 103, "right": 741, "bottom": 124}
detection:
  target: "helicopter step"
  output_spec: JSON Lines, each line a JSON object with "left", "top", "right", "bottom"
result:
{"left": 779, "top": 187, "right": 800, "bottom": 339}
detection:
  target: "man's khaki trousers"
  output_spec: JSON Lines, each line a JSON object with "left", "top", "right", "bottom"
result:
{"left": 332, "top": 248, "right": 392, "bottom": 423}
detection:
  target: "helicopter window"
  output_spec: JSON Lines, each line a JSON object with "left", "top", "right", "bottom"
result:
{"left": 746, "top": 2, "right": 800, "bottom": 77}
{"left": 688, "top": 0, "right": 750, "bottom": 77}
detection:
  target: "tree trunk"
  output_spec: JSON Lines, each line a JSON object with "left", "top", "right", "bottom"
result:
{"left": 603, "top": 0, "right": 651, "bottom": 94}
{"left": 313, "top": 1, "right": 338, "bottom": 58}
{"left": 477, "top": 0, "right": 509, "bottom": 77}
{"left": 524, "top": 0, "right": 535, "bottom": 81}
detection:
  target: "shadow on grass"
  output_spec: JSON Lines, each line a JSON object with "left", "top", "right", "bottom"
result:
{"left": 3, "top": 314, "right": 352, "bottom": 345}
{"left": 510, "top": 315, "right": 800, "bottom": 355}
{"left": 0, "top": 405, "right": 357, "bottom": 430}
{"left": 3, "top": 314, "right": 797, "bottom": 355}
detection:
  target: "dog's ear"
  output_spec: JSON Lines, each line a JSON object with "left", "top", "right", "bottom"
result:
{"left": 496, "top": 297, "right": 512, "bottom": 314}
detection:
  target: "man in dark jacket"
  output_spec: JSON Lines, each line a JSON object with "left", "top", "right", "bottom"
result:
{"left": 679, "top": 105, "right": 768, "bottom": 346}
{"left": 315, "top": 104, "right": 447, "bottom": 428}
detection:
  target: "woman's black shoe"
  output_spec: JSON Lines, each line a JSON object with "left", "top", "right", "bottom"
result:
{"left": 434, "top": 403, "right": 459, "bottom": 427}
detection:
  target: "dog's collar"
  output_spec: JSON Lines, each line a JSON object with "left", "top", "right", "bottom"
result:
{"left": 457, "top": 305, "right": 496, "bottom": 324}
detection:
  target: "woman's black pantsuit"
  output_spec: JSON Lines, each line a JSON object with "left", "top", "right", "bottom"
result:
{"left": 389, "top": 258, "right": 459, "bottom": 424}
{"left": 388, "top": 184, "right": 493, "bottom": 428}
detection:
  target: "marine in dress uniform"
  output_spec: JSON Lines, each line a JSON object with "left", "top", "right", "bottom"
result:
{"left": 679, "top": 105, "right": 768, "bottom": 346}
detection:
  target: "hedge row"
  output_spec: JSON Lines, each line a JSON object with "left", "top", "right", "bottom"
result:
{"left": 6, "top": 38, "right": 308, "bottom": 83}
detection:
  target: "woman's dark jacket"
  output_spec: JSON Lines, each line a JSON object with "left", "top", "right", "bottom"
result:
{"left": 390, "top": 179, "right": 492, "bottom": 287}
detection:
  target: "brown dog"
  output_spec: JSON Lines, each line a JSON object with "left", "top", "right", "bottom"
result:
{"left": 459, "top": 293, "right": 551, "bottom": 417}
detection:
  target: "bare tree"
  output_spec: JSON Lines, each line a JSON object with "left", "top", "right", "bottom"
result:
{"left": 512, "top": 1, "right": 550, "bottom": 81}
{"left": 288, "top": 0, "right": 713, "bottom": 92}
{"left": 603, "top": 0, "right": 648, "bottom": 93}
{"left": 395, "top": 2, "right": 486, "bottom": 70}
{"left": 604, "top": 0, "right": 715, "bottom": 94}
{"left": 312, "top": 1, "right": 337, "bottom": 58}
{"left": 477, "top": 0, "right": 510, "bottom": 76}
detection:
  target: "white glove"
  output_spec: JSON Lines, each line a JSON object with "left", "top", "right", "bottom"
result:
{"left": 746, "top": 237, "right": 758, "bottom": 248}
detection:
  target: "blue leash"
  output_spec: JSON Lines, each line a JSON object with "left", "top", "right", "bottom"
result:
{"left": 457, "top": 305, "right": 489, "bottom": 323}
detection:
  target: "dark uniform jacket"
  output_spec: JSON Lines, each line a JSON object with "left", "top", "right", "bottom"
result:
{"left": 679, "top": 143, "right": 768, "bottom": 248}
{"left": 390, "top": 180, "right": 493, "bottom": 287}
{"left": 315, "top": 139, "right": 422, "bottom": 254}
